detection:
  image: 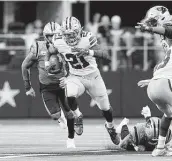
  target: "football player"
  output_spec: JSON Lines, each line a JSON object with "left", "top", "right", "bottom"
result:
{"left": 21, "top": 22, "right": 76, "bottom": 148}
{"left": 117, "top": 106, "right": 172, "bottom": 152}
{"left": 46, "top": 16, "right": 119, "bottom": 145}
{"left": 136, "top": 6, "right": 172, "bottom": 156}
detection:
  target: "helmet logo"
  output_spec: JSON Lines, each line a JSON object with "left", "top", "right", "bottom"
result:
{"left": 156, "top": 6, "right": 167, "bottom": 14}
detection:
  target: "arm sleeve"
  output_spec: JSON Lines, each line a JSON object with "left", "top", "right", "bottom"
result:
{"left": 29, "top": 41, "right": 38, "bottom": 58}
{"left": 90, "top": 43, "right": 110, "bottom": 60}
{"left": 21, "top": 41, "right": 37, "bottom": 81}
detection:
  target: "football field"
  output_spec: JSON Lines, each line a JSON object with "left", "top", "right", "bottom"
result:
{"left": 0, "top": 118, "right": 171, "bottom": 161}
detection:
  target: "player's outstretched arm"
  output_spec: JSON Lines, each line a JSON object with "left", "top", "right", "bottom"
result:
{"left": 71, "top": 32, "right": 110, "bottom": 60}
{"left": 135, "top": 23, "right": 172, "bottom": 39}
{"left": 89, "top": 43, "right": 110, "bottom": 60}
{"left": 72, "top": 43, "right": 110, "bottom": 60}
{"left": 21, "top": 42, "right": 37, "bottom": 97}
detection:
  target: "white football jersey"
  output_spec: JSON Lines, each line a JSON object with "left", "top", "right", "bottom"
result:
{"left": 52, "top": 31, "right": 98, "bottom": 76}
{"left": 152, "top": 38, "right": 172, "bottom": 79}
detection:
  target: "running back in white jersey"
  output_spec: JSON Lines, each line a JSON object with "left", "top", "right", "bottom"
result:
{"left": 53, "top": 31, "right": 98, "bottom": 76}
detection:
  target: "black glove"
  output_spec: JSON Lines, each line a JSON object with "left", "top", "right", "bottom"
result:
{"left": 24, "top": 80, "right": 31, "bottom": 92}
{"left": 135, "top": 22, "right": 153, "bottom": 33}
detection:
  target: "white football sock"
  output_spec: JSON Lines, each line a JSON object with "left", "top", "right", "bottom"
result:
{"left": 73, "top": 108, "right": 82, "bottom": 117}
{"left": 106, "top": 121, "right": 114, "bottom": 128}
{"left": 157, "top": 135, "right": 166, "bottom": 149}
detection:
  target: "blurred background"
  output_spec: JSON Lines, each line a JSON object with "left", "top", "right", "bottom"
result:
{"left": 0, "top": 0, "right": 171, "bottom": 118}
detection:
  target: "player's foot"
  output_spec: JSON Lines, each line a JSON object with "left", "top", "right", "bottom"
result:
{"left": 105, "top": 123, "right": 120, "bottom": 145}
{"left": 116, "top": 118, "right": 129, "bottom": 133}
{"left": 165, "top": 144, "right": 172, "bottom": 156}
{"left": 58, "top": 111, "right": 67, "bottom": 129}
{"left": 166, "top": 148, "right": 172, "bottom": 156}
{"left": 66, "top": 138, "right": 76, "bottom": 148}
{"left": 74, "top": 114, "right": 83, "bottom": 135}
{"left": 152, "top": 147, "right": 166, "bottom": 156}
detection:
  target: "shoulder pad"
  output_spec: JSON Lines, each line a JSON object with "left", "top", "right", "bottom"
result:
{"left": 30, "top": 40, "right": 39, "bottom": 58}
{"left": 82, "top": 31, "right": 97, "bottom": 48}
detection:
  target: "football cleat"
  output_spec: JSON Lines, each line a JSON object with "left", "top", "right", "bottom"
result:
{"left": 152, "top": 147, "right": 167, "bottom": 156}
{"left": 165, "top": 143, "right": 172, "bottom": 156}
{"left": 166, "top": 147, "right": 172, "bottom": 156}
{"left": 74, "top": 114, "right": 83, "bottom": 135}
{"left": 105, "top": 123, "right": 120, "bottom": 145}
{"left": 66, "top": 138, "right": 76, "bottom": 148}
{"left": 116, "top": 118, "right": 129, "bottom": 133}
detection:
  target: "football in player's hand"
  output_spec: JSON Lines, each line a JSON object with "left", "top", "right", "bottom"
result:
{"left": 48, "top": 55, "right": 61, "bottom": 74}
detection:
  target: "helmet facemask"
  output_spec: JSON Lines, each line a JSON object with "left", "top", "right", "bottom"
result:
{"left": 43, "top": 22, "right": 61, "bottom": 44}
{"left": 62, "top": 28, "right": 81, "bottom": 46}
{"left": 144, "top": 17, "right": 158, "bottom": 27}
{"left": 44, "top": 33, "right": 54, "bottom": 44}
{"left": 61, "top": 17, "right": 82, "bottom": 46}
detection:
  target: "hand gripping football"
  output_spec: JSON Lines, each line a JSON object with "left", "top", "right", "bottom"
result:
{"left": 48, "top": 55, "right": 62, "bottom": 74}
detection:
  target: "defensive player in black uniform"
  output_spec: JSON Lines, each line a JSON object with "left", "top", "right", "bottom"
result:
{"left": 21, "top": 22, "right": 76, "bottom": 148}
{"left": 118, "top": 106, "right": 172, "bottom": 152}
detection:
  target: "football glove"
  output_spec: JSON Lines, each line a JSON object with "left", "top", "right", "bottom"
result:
{"left": 135, "top": 22, "right": 153, "bottom": 33}
{"left": 141, "top": 106, "right": 151, "bottom": 118}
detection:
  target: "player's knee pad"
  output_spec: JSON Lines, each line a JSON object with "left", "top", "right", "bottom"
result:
{"left": 66, "top": 110, "right": 75, "bottom": 119}
{"left": 65, "top": 79, "right": 85, "bottom": 98}
{"left": 50, "top": 111, "right": 61, "bottom": 120}
{"left": 94, "top": 94, "right": 110, "bottom": 111}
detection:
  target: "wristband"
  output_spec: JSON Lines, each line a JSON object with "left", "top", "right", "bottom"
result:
{"left": 24, "top": 80, "right": 31, "bottom": 91}
{"left": 89, "top": 50, "right": 94, "bottom": 56}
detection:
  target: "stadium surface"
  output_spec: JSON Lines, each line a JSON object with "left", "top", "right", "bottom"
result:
{"left": 0, "top": 118, "right": 171, "bottom": 161}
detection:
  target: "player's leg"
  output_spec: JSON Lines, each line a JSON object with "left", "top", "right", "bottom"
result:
{"left": 65, "top": 76, "right": 85, "bottom": 135}
{"left": 41, "top": 90, "right": 67, "bottom": 129}
{"left": 67, "top": 96, "right": 83, "bottom": 135}
{"left": 87, "top": 70, "right": 120, "bottom": 145}
{"left": 57, "top": 88, "right": 76, "bottom": 148}
{"left": 147, "top": 79, "right": 172, "bottom": 156}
